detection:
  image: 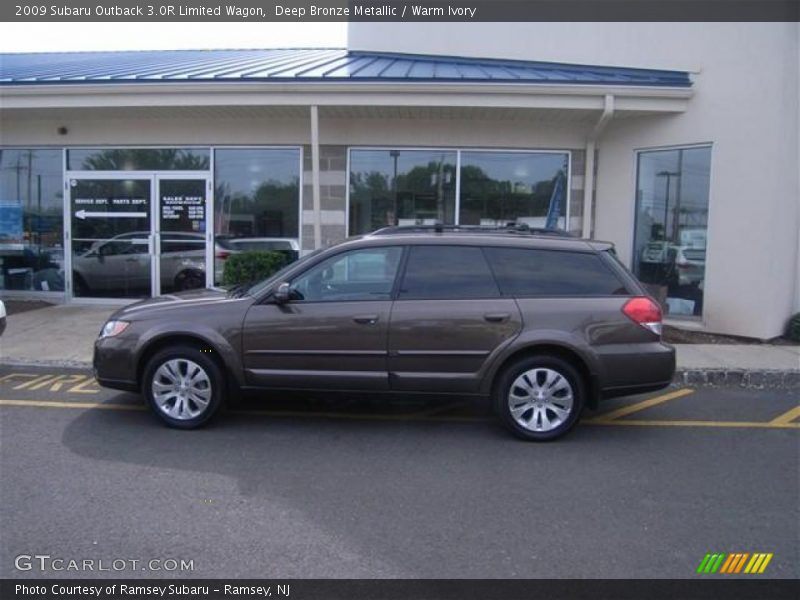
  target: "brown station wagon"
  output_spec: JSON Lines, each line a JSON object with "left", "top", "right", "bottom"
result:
{"left": 94, "top": 225, "right": 675, "bottom": 440}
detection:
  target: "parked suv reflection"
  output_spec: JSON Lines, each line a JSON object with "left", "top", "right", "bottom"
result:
{"left": 72, "top": 232, "right": 221, "bottom": 297}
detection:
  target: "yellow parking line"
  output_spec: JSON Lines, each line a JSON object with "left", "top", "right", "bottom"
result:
{"left": 587, "top": 388, "right": 695, "bottom": 422}
{"left": 0, "top": 399, "right": 144, "bottom": 412}
{"left": 588, "top": 419, "right": 799, "bottom": 430}
{"left": 1, "top": 397, "right": 799, "bottom": 430}
{"left": 769, "top": 405, "right": 800, "bottom": 425}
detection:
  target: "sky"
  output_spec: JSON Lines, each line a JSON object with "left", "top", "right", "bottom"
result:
{"left": 0, "top": 22, "right": 347, "bottom": 53}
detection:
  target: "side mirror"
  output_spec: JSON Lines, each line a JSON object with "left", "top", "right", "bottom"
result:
{"left": 273, "top": 282, "right": 291, "bottom": 304}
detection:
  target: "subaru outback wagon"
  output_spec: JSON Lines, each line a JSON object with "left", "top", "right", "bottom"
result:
{"left": 94, "top": 225, "right": 675, "bottom": 441}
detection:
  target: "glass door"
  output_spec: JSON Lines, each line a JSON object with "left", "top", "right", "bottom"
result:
{"left": 69, "top": 177, "right": 152, "bottom": 299}
{"left": 156, "top": 177, "right": 211, "bottom": 295}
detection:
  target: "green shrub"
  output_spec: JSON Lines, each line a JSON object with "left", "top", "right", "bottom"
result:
{"left": 222, "top": 251, "right": 288, "bottom": 287}
{"left": 787, "top": 313, "right": 800, "bottom": 342}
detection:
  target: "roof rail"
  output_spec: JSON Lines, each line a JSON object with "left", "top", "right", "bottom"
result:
{"left": 370, "top": 223, "right": 574, "bottom": 238}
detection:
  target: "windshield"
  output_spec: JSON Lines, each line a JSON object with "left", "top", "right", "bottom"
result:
{"left": 243, "top": 248, "right": 325, "bottom": 297}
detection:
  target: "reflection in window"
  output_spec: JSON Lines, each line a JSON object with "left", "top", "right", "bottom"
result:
{"left": 290, "top": 246, "right": 402, "bottom": 302}
{"left": 349, "top": 149, "right": 457, "bottom": 235}
{"left": 67, "top": 148, "right": 210, "bottom": 171}
{"left": 459, "top": 151, "right": 569, "bottom": 229}
{"left": 213, "top": 148, "right": 301, "bottom": 285}
{"left": 0, "top": 149, "right": 64, "bottom": 292}
{"left": 633, "top": 146, "right": 711, "bottom": 317}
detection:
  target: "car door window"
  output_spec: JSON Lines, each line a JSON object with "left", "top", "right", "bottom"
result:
{"left": 398, "top": 245, "right": 500, "bottom": 299}
{"left": 290, "top": 246, "right": 403, "bottom": 302}
{"left": 484, "top": 247, "right": 628, "bottom": 296}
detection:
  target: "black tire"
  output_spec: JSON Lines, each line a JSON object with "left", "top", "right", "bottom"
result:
{"left": 72, "top": 272, "right": 89, "bottom": 296}
{"left": 493, "top": 355, "right": 585, "bottom": 441}
{"left": 142, "top": 344, "right": 225, "bottom": 429}
{"left": 174, "top": 269, "right": 205, "bottom": 291}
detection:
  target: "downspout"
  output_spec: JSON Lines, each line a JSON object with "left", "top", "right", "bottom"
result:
{"left": 582, "top": 94, "right": 615, "bottom": 238}
{"left": 310, "top": 105, "right": 322, "bottom": 250}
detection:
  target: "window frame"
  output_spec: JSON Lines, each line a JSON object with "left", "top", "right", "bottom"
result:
{"left": 395, "top": 243, "right": 502, "bottom": 302}
{"left": 285, "top": 244, "right": 407, "bottom": 304}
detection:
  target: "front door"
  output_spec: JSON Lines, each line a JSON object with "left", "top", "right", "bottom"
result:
{"left": 69, "top": 177, "right": 153, "bottom": 298}
{"left": 67, "top": 174, "right": 211, "bottom": 299}
{"left": 156, "top": 177, "right": 212, "bottom": 294}
{"left": 242, "top": 246, "right": 404, "bottom": 390}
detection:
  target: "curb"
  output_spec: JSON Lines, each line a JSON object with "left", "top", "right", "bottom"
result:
{"left": 674, "top": 369, "right": 800, "bottom": 389}
{"left": 0, "top": 358, "right": 92, "bottom": 369}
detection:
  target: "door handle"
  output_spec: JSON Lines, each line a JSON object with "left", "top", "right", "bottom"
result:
{"left": 484, "top": 313, "right": 511, "bottom": 323}
{"left": 353, "top": 315, "right": 379, "bottom": 325}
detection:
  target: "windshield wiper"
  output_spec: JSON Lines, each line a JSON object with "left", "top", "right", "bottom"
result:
{"left": 226, "top": 283, "right": 249, "bottom": 298}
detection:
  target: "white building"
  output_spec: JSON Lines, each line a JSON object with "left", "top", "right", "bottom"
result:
{"left": 0, "top": 22, "right": 797, "bottom": 339}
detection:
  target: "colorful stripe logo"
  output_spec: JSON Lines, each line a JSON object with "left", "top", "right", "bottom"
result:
{"left": 697, "top": 553, "right": 773, "bottom": 574}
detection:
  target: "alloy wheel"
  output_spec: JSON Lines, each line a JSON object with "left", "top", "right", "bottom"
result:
{"left": 507, "top": 368, "right": 574, "bottom": 432}
{"left": 151, "top": 358, "right": 212, "bottom": 420}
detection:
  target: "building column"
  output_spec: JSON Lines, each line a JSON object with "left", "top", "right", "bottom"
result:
{"left": 582, "top": 94, "right": 615, "bottom": 239}
{"left": 310, "top": 105, "right": 322, "bottom": 250}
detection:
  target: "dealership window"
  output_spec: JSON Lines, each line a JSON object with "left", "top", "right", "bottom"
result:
{"left": 213, "top": 148, "right": 301, "bottom": 285}
{"left": 0, "top": 149, "right": 64, "bottom": 292}
{"left": 633, "top": 146, "right": 711, "bottom": 317}
{"left": 348, "top": 149, "right": 569, "bottom": 236}
{"left": 459, "top": 151, "right": 569, "bottom": 228}
{"left": 349, "top": 149, "right": 457, "bottom": 235}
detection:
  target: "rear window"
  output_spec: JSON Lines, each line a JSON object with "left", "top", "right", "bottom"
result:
{"left": 399, "top": 246, "right": 500, "bottom": 300}
{"left": 484, "top": 247, "right": 628, "bottom": 297}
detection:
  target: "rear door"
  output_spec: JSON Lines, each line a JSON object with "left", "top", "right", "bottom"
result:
{"left": 388, "top": 244, "right": 522, "bottom": 393}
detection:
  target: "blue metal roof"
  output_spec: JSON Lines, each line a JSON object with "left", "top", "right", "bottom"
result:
{"left": 0, "top": 49, "right": 691, "bottom": 87}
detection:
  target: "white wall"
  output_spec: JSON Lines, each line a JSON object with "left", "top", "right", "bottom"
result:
{"left": 351, "top": 22, "right": 800, "bottom": 338}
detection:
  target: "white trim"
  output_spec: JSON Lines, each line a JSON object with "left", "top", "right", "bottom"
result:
{"left": 207, "top": 149, "right": 215, "bottom": 288}
{"left": 61, "top": 148, "right": 70, "bottom": 302}
{"left": 296, "top": 146, "right": 305, "bottom": 256}
{"left": 344, "top": 146, "right": 351, "bottom": 241}
{"left": 454, "top": 150, "right": 462, "bottom": 225}
{"left": 0, "top": 81, "right": 695, "bottom": 97}
{"left": 0, "top": 82, "right": 692, "bottom": 115}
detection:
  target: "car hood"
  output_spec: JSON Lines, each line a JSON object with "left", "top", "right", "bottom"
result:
{"left": 111, "top": 288, "right": 247, "bottom": 320}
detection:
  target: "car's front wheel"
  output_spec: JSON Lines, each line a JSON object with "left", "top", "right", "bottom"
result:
{"left": 143, "top": 345, "right": 224, "bottom": 429}
{"left": 494, "top": 356, "right": 585, "bottom": 441}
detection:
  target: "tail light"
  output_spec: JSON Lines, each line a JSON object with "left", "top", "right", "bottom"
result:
{"left": 216, "top": 250, "right": 231, "bottom": 260}
{"left": 622, "top": 296, "right": 663, "bottom": 336}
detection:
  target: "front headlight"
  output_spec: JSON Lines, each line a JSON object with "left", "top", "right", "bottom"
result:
{"left": 99, "top": 320, "right": 130, "bottom": 339}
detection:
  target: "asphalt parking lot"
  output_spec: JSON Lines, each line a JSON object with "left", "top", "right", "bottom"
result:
{"left": 0, "top": 365, "right": 797, "bottom": 579}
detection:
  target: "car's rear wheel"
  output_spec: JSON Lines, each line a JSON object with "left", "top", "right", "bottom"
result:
{"left": 494, "top": 355, "right": 584, "bottom": 441}
{"left": 143, "top": 345, "right": 224, "bottom": 429}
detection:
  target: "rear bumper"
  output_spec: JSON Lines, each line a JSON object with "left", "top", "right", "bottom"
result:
{"left": 596, "top": 341, "right": 676, "bottom": 399}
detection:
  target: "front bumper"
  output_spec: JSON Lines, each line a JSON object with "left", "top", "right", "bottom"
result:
{"left": 93, "top": 335, "right": 138, "bottom": 392}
